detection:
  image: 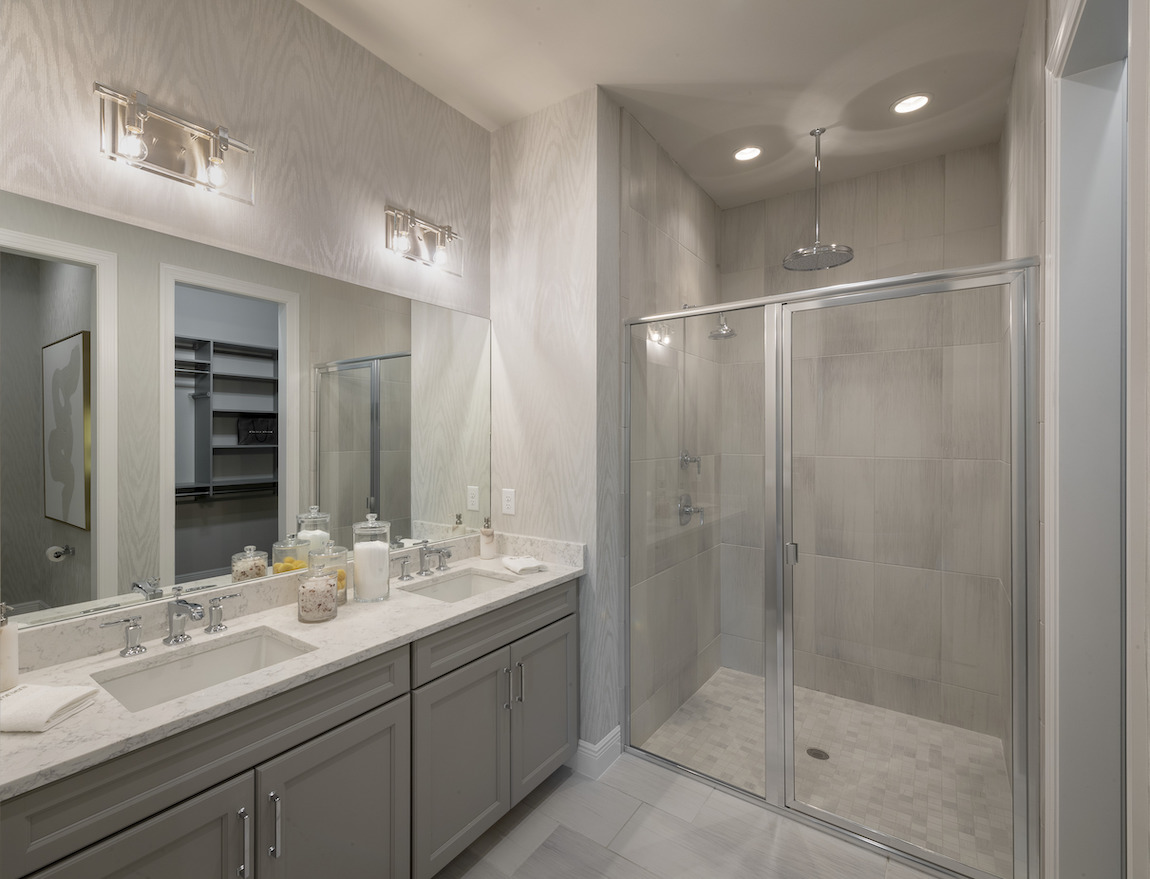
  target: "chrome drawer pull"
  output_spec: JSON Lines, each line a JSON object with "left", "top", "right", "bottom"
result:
{"left": 237, "top": 807, "right": 251, "bottom": 878}
{"left": 269, "top": 791, "right": 283, "bottom": 858}
{"left": 516, "top": 661, "right": 526, "bottom": 703}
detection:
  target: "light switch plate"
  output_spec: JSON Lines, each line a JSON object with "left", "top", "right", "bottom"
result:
{"left": 466, "top": 485, "right": 479, "bottom": 511}
{"left": 501, "top": 488, "right": 515, "bottom": 515}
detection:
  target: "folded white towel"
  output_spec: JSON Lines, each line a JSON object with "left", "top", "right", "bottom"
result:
{"left": 502, "top": 556, "right": 545, "bottom": 575}
{"left": 0, "top": 683, "right": 98, "bottom": 733}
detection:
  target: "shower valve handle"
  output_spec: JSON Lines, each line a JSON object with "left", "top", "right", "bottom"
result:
{"left": 678, "top": 493, "right": 704, "bottom": 527}
{"left": 680, "top": 450, "right": 702, "bottom": 475}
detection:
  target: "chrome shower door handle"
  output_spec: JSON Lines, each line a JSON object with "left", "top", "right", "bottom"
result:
{"left": 268, "top": 791, "right": 282, "bottom": 858}
{"left": 237, "top": 807, "right": 251, "bottom": 878}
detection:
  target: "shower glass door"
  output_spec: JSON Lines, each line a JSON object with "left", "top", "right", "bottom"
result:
{"left": 627, "top": 305, "right": 780, "bottom": 801}
{"left": 783, "top": 281, "right": 1026, "bottom": 879}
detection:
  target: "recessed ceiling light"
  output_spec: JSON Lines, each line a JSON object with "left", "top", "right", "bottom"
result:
{"left": 892, "top": 93, "right": 931, "bottom": 114}
{"left": 733, "top": 146, "right": 761, "bottom": 161}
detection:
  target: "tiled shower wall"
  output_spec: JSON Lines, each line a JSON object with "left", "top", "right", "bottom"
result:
{"left": 624, "top": 110, "right": 725, "bottom": 745}
{"left": 789, "top": 290, "right": 1015, "bottom": 766}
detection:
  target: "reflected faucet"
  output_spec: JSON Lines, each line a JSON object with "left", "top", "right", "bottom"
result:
{"left": 131, "top": 577, "right": 164, "bottom": 600}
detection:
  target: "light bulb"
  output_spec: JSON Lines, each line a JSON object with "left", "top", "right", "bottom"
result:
{"left": 119, "top": 129, "right": 147, "bottom": 161}
{"left": 394, "top": 230, "right": 410, "bottom": 254}
{"left": 892, "top": 93, "right": 930, "bottom": 114}
{"left": 734, "top": 146, "right": 761, "bottom": 162}
{"left": 206, "top": 157, "right": 228, "bottom": 188}
{"left": 433, "top": 244, "right": 448, "bottom": 265}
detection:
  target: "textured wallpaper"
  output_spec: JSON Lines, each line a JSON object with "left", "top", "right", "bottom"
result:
{"left": 0, "top": 0, "right": 490, "bottom": 317}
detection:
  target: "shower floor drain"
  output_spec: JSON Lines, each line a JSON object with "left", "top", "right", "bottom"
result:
{"left": 806, "top": 747, "right": 830, "bottom": 761}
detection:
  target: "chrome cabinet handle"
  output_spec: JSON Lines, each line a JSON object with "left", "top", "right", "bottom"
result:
{"left": 503, "top": 667, "right": 513, "bottom": 709}
{"left": 269, "top": 791, "right": 282, "bottom": 858}
{"left": 516, "top": 661, "right": 526, "bottom": 703}
{"left": 237, "top": 807, "right": 251, "bottom": 878}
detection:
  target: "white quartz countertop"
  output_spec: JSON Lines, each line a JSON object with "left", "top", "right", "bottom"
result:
{"left": 0, "top": 557, "right": 581, "bottom": 801}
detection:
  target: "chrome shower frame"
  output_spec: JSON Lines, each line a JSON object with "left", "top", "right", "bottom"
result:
{"left": 621, "top": 258, "right": 1040, "bottom": 879}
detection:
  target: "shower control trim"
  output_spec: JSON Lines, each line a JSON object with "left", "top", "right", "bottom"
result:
{"left": 678, "top": 493, "right": 704, "bottom": 526}
{"left": 679, "top": 450, "right": 701, "bottom": 475}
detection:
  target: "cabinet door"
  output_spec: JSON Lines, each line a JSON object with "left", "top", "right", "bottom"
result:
{"left": 412, "top": 647, "right": 511, "bottom": 879}
{"left": 509, "top": 614, "right": 579, "bottom": 806}
{"left": 29, "top": 773, "right": 253, "bottom": 879}
{"left": 256, "top": 695, "right": 411, "bottom": 879}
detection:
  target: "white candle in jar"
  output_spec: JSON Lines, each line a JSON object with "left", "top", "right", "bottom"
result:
{"left": 354, "top": 541, "right": 390, "bottom": 602}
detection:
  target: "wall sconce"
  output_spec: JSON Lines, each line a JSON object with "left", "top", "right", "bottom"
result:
{"left": 95, "top": 83, "right": 255, "bottom": 204}
{"left": 384, "top": 206, "right": 460, "bottom": 274}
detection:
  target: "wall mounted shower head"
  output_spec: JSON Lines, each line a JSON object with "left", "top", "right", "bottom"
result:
{"left": 709, "top": 312, "right": 737, "bottom": 340}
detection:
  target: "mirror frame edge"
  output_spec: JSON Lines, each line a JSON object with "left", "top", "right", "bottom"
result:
{"left": 0, "top": 226, "right": 119, "bottom": 600}
{"left": 158, "top": 264, "right": 302, "bottom": 585}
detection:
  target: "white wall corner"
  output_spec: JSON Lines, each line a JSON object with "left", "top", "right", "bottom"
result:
{"left": 568, "top": 725, "right": 622, "bottom": 779}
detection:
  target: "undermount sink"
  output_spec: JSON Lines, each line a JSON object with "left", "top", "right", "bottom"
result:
{"left": 92, "top": 627, "right": 316, "bottom": 712}
{"left": 399, "top": 570, "right": 518, "bottom": 603}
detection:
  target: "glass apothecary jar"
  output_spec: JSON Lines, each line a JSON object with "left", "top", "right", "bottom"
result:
{"left": 231, "top": 545, "right": 268, "bottom": 582}
{"left": 352, "top": 513, "right": 391, "bottom": 602}
{"left": 298, "top": 567, "right": 338, "bottom": 623}
{"left": 310, "top": 540, "right": 351, "bottom": 605}
{"left": 273, "top": 534, "right": 311, "bottom": 573}
{"left": 296, "top": 505, "right": 331, "bottom": 554}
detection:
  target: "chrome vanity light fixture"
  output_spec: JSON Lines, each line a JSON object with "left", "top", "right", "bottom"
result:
{"left": 783, "top": 127, "right": 854, "bottom": 271}
{"left": 384, "top": 206, "right": 461, "bottom": 273}
{"left": 95, "top": 82, "right": 255, "bottom": 204}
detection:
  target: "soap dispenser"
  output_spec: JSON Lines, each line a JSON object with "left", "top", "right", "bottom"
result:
{"left": 0, "top": 602, "right": 18, "bottom": 692}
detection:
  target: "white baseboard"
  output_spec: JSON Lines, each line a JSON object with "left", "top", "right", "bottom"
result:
{"left": 568, "top": 726, "right": 622, "bottom": 779}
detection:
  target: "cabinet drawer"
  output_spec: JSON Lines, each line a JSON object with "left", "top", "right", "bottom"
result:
{"left": 411, "top": 580, "right": 577, "bottom": 686}
{"left": 1, "top": 646, "right": 409, "bottom": 879}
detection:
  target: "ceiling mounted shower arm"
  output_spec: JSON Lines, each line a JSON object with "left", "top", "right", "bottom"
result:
{"left": 812, "top": 127, "right": 824, "bottom": 246}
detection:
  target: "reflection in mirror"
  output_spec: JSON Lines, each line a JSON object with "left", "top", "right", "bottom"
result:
{"left": 0, "top": 190, "right": 490, "bottom": 628}
{"left": 0, "top": 253, "right": 96, "bottom": 612}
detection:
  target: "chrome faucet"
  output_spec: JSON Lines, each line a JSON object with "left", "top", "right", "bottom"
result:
{"left": 204, "top": 593, "right": 240, "bottom": 634}
{"left": 131, "top": 577, "right": 164, "bottom": 600}
{"left": 680, "top": 449, "right": 702, "bottom": 475}
{"left": 163, "top": 596, "right": 205, "bottom": 645}
{"left": 417, "top": 544, "right": 452, "bottom": 576}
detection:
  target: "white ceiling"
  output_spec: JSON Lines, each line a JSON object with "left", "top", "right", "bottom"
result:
{"left": 295, "top": 0, "right": 1029, "bottom": 208}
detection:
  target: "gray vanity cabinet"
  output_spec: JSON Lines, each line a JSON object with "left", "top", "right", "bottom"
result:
{"left": 412, "top": 593, "right": 578, "bottom": 879}
{"left": 256, "top": 695, "right": 411, "bottom": 879}
{"left": 25, "top": 773, "right": 253, "bottom": 878}
{"left": 26, "top": 698, "right": 411, "bottom": 879}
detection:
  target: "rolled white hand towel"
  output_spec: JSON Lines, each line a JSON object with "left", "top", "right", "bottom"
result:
{"left": 502, "top": 556, "right": 544, "bottom": 575}
{"left": 0, "top": 683, "right": 98, "bottom": 733}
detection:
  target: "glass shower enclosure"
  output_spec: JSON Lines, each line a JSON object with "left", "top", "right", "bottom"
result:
{"left": 625, "top": 262, "right": 1037, "bottom": 879}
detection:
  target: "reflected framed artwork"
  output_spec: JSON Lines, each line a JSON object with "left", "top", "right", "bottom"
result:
{"left": 42, "top": 331, "right": 91, "bottom": 529}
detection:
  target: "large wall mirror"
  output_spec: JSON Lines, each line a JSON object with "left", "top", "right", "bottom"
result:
{"left": 0, "top": 189, "right": 490, "bottom": 626}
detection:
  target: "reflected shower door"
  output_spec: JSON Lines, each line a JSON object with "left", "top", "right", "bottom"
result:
{"left": 315, "top": 360, "right": 374, "bottom": 550}
{"left": 784, "top": 284, "right": 1022, "bottom": 878}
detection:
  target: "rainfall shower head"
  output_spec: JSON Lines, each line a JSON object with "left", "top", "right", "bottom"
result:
{"left": 709, "top": 312, "right": 737, "bottom": 340}
{"left": 783, "top": 128, "right": 854, "bottom": 272}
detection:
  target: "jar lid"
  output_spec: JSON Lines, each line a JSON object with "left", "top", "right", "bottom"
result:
{"left": 274, "top": 533, "right": 310, "bottom": 550}
{"left": 353, "top": 512, "right": 391, "bottom": 535}
{"left": 309, "top": 540, "right": 347, "bottom": 560}
{"left": 298, "top": 566, "right": 335, "bottom": 586}
{"left": 232, "top": 544, "right": 268, "bottom": 561}
{"left": 297, "top": 505, "right": 330, "bottom": 527}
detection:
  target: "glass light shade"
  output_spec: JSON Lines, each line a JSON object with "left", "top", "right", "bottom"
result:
{"left": 892, "top": 93, "right": 931, "bottom": 114}
{"left": 119, "top": 131, "right": 147, "bottom": 160}
{"left": 734, "top": 146, "right": 761, "bottom": 161}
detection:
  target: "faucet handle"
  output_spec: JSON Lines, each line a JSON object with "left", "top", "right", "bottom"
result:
{"left": 101, "top": 616, "right": 146, "bottom": 657}
{"left": 435, "top": 548, "right": 452, "bottom": 571}
{"left": 399, "top": 557, "right": 414, "bottom": 581}
{"left": 205, "top": 593, "right": 241, "bottom": 634}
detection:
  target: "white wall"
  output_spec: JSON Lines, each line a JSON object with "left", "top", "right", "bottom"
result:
{"left": 0, "top": 0, "right": 490, "bottom": 317}
{"left": 490, "top": 88, "right": 622, "bottom": 745}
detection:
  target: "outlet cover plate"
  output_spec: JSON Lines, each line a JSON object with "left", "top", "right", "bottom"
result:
{"left": 466, "top": 485, "right": 480, "bottom": 511}
{"left": 501, "top": 488, "right": 515, "bottom": 515}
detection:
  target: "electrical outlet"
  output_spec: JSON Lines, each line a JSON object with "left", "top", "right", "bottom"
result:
{"left": 501, "top": 488, "right": 515, "bottom": 515}
{"left": 466, "top": 485, "right": 480, "bottom": 511}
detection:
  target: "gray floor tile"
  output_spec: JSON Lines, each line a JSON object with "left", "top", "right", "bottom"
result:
{"left": 513, "top": 825, "right": 661, "bottom": 879}
{"left": 599, "top": 753, "right": 712, "bottom": 823}
{"left": 528, "top": 767, "right": 644, "bottom": 846}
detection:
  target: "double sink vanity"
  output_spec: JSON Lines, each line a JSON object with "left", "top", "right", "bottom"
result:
{"left": 0, "top": 549, "right": 583, "bottom": 879}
